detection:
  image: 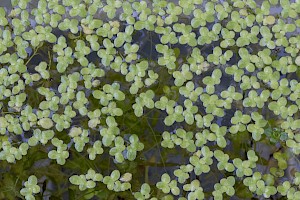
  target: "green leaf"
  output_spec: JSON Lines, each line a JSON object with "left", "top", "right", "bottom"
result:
{"left": 38, "top": 118, "right": 54, "bottom": 129}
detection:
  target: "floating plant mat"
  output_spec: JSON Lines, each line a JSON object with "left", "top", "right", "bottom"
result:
{"left": 0, "top": 0, "right": 300, "bottom": 199}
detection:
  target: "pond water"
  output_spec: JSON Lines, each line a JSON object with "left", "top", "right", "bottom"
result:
{"left": 1, "top": 0, "right": 300, "bottom": 199}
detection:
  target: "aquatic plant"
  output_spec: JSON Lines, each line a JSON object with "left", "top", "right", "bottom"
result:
{"left": 0, "top": 0, "right": 300, "bottom": 199}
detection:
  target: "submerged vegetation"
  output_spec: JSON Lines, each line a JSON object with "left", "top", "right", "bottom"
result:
{"left": 0, "top": 0, "right": 300, "bottom": 199}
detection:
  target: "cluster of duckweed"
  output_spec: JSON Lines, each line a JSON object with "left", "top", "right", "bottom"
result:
{"left": 0, "top": 0, "right": 300, "bottom": 199}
